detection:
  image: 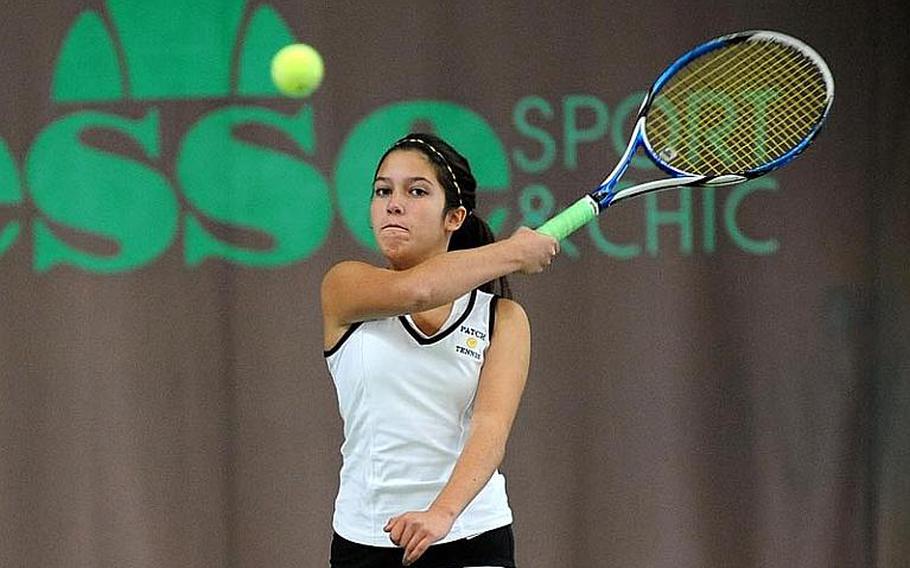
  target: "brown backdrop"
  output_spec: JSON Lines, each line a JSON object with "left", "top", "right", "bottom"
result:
{"left": 1, "top": 1, "right": 908, "bottom": 566}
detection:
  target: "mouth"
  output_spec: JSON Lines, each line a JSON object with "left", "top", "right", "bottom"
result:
{"left": 380, "top": 223, "right": 409, "bottom": 232}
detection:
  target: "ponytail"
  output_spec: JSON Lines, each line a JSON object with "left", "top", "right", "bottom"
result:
{"left": 449, "top": 214, "right": 512, "bottom": 299}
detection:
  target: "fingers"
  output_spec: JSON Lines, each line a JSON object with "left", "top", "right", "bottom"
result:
{"left": 384, "top": 514, "right": 417, "bottom": 548}
{"left": 512, "top": 228, "right": 559, "bottom": 274}
{"left": 535, "top": 230, "right": 560, "bottom": 270}
{"left": 534, "top": 241, "right": 559, "bottom": 273}
{"left": 545, "top": 236, "right": 559, "bottom": 269}
{"left": 385, "top": 513, "right": 438, "bottom": 566}
{"left": 398, "top": 521, "right": 418, "bottom": 553}
{"left": 402, "top": 535, "right": 431, "bottom": 566}
{"left": 384, "top": 515, "right": 402, "bottom": 545}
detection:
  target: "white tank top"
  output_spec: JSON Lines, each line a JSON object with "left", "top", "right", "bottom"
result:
{"left": 324, "top": 289, "right": 512, "bottom": 546}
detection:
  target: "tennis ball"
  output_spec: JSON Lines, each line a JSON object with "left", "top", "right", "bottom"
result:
{"left": 270, "top": 43, "right": 324, "bottom": 98}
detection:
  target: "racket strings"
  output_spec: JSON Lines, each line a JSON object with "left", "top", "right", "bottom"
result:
{"left": 668, "top": 43, "right": 826, "bottom": 170}
{"left": 659, "top": 43, "right": 826, "bottom": 173}
{"left": 687, "top": 49, "right": 823, "bottom": 161}
{"left": 646, "top": 38, "right": 830, "bottom": 175}
{"left": 665, "top": 41, "right": 827, "bottom": 148}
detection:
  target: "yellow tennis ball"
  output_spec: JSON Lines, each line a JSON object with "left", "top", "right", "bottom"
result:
{"left": 270, "top": 43, "right": 324, "bottom": 98}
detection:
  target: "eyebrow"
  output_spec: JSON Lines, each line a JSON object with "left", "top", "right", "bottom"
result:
{"left": 373, "top": 176, "right": 435, "bottom": 185}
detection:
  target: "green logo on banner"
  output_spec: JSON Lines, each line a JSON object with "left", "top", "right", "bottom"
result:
{"left": 34, "top": 0, "right": 335, "bottom": 271}
{"left": 53, "top": 0, "right": 294, "bottom": 101}
{"left": 0, "top": 0, "right": 781, "bottom": 274}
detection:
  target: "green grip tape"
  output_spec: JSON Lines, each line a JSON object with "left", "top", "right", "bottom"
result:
{"left": 536, "top": 197, "right": 598, "bottom": 240}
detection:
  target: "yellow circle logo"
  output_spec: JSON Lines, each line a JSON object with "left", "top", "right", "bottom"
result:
{"left": 466, "top": 337, "right": 478, "bottom": 349}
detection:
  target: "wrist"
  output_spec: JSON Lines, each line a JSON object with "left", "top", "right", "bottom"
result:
{"left": 429, "top": 501, "right": 459, "bottom": 520}
{"left": 491, "top": 238, "right": 521, "bottom": 273}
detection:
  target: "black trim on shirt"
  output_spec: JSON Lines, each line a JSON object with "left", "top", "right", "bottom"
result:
{"left": 323, "top": 321, "right": 363, "bottom": 358}
{"left": 488, "top": 295, "right": 499, "bottom": 340}
{"left": 398, "top": 289, "right": 477, "bottom": 345}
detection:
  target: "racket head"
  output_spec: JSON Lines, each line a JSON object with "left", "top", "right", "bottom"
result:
{"left": 639, "top": 30, "right": 835, "bottom": 179}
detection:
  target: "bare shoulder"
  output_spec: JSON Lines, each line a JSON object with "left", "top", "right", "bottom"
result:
{"left": 321, "top": 261, "right": 373, "bottom": 350}
{"left": 320, "top": 260, "right": 386, "bottom": 309}
{"left": 320, "top": 260, "right": 374, "bottom": 324}
{"left": 478, "top": 297, "right": 532, "bottom": 400}
{"left": 492, "top": 297, "right": 530, "bottom": 338}
{"left": 321, "top": 259, "right": 423, "bottom": 329}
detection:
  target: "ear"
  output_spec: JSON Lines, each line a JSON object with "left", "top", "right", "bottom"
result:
{"left": 444, "top": 206, "right": 468, "bottom": 233}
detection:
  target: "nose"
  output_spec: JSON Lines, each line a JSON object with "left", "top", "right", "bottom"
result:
{"left": 386, "top": 194, "right": 404, "bottom": 215}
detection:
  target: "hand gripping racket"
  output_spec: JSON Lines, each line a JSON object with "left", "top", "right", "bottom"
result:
{"left": 537, "top": 30, "right": 834, "bottom": 240}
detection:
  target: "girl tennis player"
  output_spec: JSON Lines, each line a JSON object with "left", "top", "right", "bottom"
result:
{"left": 321, "top": 133, "right": 558, "bottom": 567}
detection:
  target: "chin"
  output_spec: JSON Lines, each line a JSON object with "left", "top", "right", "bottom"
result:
{"left": 382, "top": 244, "right": 436, "bottom": 271}
{"left": 376, "top": 238, "right": 411, "bottom": 266}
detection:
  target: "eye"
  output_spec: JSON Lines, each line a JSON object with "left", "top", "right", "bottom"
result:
{"left": 373, "top": 186, "right": 391, "bottom": 197}
{"left": 409, "top": 186, "right": 429, "bottom": 197}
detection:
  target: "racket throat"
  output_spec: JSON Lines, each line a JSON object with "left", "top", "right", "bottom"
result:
{"left": 597, "top": 117, "right": 647, "bottom": 195}
{"left": 704, "top": 174, "right": 748, "bottom": 186}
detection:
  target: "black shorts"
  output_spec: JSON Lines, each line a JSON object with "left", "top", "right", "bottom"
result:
{"left": 330, "top": 524, "right": 516, "bottom": 568}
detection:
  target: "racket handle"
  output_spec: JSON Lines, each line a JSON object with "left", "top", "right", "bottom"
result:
{"left": 536, "top": 196, "right": 599, "bottom": 240}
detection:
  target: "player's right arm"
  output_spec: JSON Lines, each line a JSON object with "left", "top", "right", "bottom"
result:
{"left": 321, "top": 228, "right": 556, "bottom": 331}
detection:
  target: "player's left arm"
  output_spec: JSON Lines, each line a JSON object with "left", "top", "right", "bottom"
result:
{"left": 384, "top": 298, "right": 530, "bottom": 566}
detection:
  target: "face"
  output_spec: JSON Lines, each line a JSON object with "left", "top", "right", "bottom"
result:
{"left": 371, "top": 149, "right": 465, "bottom": 269}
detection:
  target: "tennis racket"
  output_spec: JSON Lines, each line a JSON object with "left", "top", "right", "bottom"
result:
{"left": 537, "top": 30, "right": 834, "bottom": 240}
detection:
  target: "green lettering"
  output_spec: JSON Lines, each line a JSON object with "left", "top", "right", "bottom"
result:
{"left": 562, "top": 95, "right": 608, "bottom": 170}
{"left": 743, "top": 89, "right": 778, "bottom": 163}
{"left": 587, "top": 218, "right": 641, "bottom": 259}
{"left": 702, "top": 187, "right": 716, "bottom": 253}
{"left": 178, "top": 105, "right": 332, "bottom": 267}
{"left": 0, "top": 139, "right": 22, "bottom": 257}
{"left": 725, "top": 178, "right": 779, "bottom": 255}
{"left": 27, "top": 110, "right": 176, "bottom": 272}
{"left": 645, "top": 188, "right": 693, "bottom": 256}
{"left": 512, "top": 96, "right": 556, "bottom": 174}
